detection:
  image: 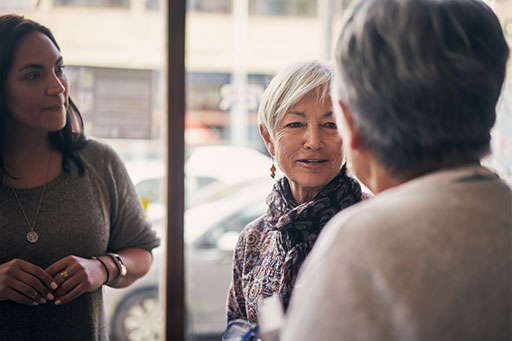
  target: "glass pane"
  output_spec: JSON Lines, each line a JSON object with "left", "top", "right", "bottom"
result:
{"left": 54, "top": 0, "right": 130, "bottom": 8}
{"left": 1, "top": 2, "right": 166, "bottom": 341}
{"left": 187, "top": 0, "right": 231, "bottom": 14}
{"left": 491, "top": 0, "right": 512, "bottom": 185}
{"left": 185, "top": 0, "right": 512, "bottom": 339}
{"left": 184, "top": 0, "right": 344, "bottom": 339}
{"left": 248, "top": 0, "right": 318, "bottom": 17}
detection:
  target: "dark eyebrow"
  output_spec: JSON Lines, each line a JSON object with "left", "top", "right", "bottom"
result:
{"left": 323, "top": 111, "right": 333, "bottom": 118}
{"left": 18, "top": 56, "right": 63, "bottom": 72}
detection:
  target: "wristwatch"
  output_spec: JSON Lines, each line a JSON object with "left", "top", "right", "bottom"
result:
{"left": 107, "top": 252, "right": 127, "bottom": 285}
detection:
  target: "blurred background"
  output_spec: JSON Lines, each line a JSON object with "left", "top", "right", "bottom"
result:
{"left": 1, "top": 0, "right": 511, "bottom": 340}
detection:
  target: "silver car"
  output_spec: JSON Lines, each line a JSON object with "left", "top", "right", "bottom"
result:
{"left": 104, "top": 177, "right": 274, "bottom": 340}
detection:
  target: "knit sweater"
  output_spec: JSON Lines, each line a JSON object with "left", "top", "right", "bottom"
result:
{"left": 282, "top": 165, "right": 511, "bottom": 341}
{"left": 0, "top": 139, "right": 160, "bottom": 340}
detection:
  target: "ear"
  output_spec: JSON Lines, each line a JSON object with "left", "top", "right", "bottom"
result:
{"left": 259, "top": 124, "right": 275, "bottom": 156}
{"left": 339, "top": 100, "right": 363, "bottom": 150}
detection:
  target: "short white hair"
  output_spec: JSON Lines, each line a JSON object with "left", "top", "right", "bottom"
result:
{"left": 258, "top": 60, "right": 333, "bottom": 139}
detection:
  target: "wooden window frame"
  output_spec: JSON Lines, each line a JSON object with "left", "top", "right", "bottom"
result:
{"left": 166, "top": 0, "right": 186, "bottom": 339}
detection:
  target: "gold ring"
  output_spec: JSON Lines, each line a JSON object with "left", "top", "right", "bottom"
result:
{"left": 60, "top": 270, "right": 69, "bottom": 279}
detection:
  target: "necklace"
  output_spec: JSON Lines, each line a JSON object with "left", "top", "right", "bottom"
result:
{"left": 11, "top": 151, "right": 54, "bottom": 244}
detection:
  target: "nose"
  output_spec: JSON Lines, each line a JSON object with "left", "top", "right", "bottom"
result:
{"left": 304, "top": 125, "right": 323, "bottom": 151}
{"left": 46, "top": 73, "right": 65, "bottom": 96}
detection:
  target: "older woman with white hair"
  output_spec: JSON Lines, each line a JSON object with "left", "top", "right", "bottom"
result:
{"left": 226, "top": 60, "right": 366, "bottom": 324}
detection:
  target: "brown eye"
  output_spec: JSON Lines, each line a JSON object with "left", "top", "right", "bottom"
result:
{"left": 24, "top": 72, "right": 40, "bottom": 81}
{"left": 56, "top": 65, "right": 66, "bottom": 74}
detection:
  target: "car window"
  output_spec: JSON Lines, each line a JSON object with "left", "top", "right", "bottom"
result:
{"left": 197, "top": 201, "right": 266, "bottom": 249}
{"left": 135, "top": 178, "right": 162, "bottom": 203}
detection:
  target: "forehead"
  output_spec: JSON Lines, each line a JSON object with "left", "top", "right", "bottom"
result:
{"left": 12, "top": 31, "right": 60, "bottom": 67}
{"left": 286, "top": 94, "right": 333, "bottom": 115}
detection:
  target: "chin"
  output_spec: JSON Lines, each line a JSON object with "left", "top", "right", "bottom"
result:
{"left": 297, "top": 175, "right": 332, "bottom": 191}
{"left": 49, "top": 120, "right": 67, "bottom": 132}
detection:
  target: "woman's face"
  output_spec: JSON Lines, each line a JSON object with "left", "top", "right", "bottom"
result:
{"left": 262, "top": 94, "right": 343, "bottom": 203}
{"left": 4, "top": 31, "right": 68, "bottom": 135}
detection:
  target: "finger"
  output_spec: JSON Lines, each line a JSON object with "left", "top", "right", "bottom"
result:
{"left": 53, "top": 270, "right": 75, "bottom": 295}
{"left": 10, "top": 280, "right": 46, "bottom": 305}
{"left": 54, "top": 282, "right": 85, "bottom": 305}
{"left": 45, "top": 259, "right": 69, "bottom": 278}
{"left": 18, "top": 261, "right": 58, "bottom": 292}
{"left": 7, "top": 287, "right": 41, "bottom": 306}
{"left": 11, "top": 265, "right": 56, "bottom": 300}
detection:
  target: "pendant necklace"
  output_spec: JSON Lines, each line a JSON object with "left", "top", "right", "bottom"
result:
{"left": 11, "top": 151, "right": 54, "bottom": 244}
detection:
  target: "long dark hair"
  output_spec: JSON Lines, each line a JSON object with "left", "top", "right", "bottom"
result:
{"left": 0, "top": 15, "right": 87, "bottom": 185}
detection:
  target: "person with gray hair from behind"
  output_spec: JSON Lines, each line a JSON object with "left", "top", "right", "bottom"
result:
{"left": 281, "top": 0, "right": 510, "bottom": 340}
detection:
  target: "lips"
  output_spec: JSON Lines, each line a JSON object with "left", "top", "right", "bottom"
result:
{"left": 297, "top": 159, "right": 328, "bottom": 164}
{"left": 43, "top": 104, "right": 65, "bottom": 111}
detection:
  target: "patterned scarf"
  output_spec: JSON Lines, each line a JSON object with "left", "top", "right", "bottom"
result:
{"left": 263, "top": 165, "right": 362, "bottom": 309}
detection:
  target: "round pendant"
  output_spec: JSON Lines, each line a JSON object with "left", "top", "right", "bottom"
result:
{"left": 26, "top": 231, "right": 39, "bottom": 243}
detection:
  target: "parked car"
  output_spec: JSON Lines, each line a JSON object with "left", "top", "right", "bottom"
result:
{"left": 125, "top": 145, "right": 280, "bottom": 214}
{"left": 105, "top": 147, "right": 277, "bottom": 340}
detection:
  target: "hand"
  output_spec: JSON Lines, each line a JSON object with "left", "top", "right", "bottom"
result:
{"left": 45, "top": 255, "right": 107, "bottom": 305}
{"left": 0, "top": 258, "right": 58, "bottom": 306}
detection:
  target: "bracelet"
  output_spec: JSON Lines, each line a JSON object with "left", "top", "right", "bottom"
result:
{"left": 106, "top": 252, "right": 127, "bottom": 286}
{"left": 91, "top": 256, "right": 110, "bottom": 285}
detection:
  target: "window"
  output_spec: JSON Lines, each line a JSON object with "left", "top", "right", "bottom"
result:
{"left": 249, "top": 0, "right": 318, "bottom": 17}
{"left": 67, "top": 66, "right": 158, "bottom": 139}
{"left": 54, "top": 0, "right": 130, "bottom": 8}
{"left": 187, "top": 0, "right": 231, "bottom": 14}
{"left": 3, "top": 0, "right": 511, "bottom": 340}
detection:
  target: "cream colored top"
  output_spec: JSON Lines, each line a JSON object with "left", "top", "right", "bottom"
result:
{"left": 282, "top": 165, "right": 511, "bottom": 341}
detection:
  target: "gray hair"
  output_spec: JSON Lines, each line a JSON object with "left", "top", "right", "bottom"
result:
{"left": 333, "top": 0, "right": 509, "bottom": 175}
{"left": 258, "top": 60, "right": 333, "bottom": 139}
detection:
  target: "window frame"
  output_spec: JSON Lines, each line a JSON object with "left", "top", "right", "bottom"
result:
{"left": 166, "top": 0, "right": 186, "bottom": 339}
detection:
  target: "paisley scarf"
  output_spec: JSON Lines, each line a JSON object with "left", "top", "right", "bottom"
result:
{"left": 263, "top": 165, "right": 362, "bottom": 309}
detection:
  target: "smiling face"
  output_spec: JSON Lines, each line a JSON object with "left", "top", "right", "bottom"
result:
{"left": 3, "top": 31, "right": 68, "bottom": 136}
{"left": 261, "top": 93, "right": 343, "bottom": 204}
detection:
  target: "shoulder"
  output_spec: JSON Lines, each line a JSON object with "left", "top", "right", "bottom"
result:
{"left": 237, "top": 215, "right": 267, "bottom": 245}
{"left": 77, "top": 139, "right": 131, "bottom": 189}
{"left": 80, "top": 138, "right": 127, "bottom": 173}
{"left": 233, "top": 215, "right": 270, "bottom": 258}
{"left": 309, "top": 185, "right": 420, "bottom": 266}
{"left": 79, "top": 138, "right": 121, "bottom": 164}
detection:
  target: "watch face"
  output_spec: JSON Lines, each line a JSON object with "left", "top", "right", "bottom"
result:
{"left": 120, "top": 264, "right": 127, "bottom": 276}
{"left": 110, "top": 253, "right": 127, "bottom": 277}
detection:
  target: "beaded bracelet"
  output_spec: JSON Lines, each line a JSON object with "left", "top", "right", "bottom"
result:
{"left": 92, "top": 256, "right": 110, "bottom": 285}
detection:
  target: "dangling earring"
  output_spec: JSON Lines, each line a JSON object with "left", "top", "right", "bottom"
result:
{"left": 270, "top": 159, "right": 276, "bottom": 179}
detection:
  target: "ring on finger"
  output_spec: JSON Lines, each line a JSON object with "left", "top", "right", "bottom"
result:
{"left": 32, "top": 292, "right": 37, "bottom": 299}
{"left": 60, "top": 270, "right": 69, "bottom": 280}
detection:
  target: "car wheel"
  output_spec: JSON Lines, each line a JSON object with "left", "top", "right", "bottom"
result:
{"left": 111, "top": 286, "right": 162, "bottom": 341}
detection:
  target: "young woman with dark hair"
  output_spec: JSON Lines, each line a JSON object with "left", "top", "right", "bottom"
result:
{"left": 0, "top": 15, "right": 160, "bottom": 340}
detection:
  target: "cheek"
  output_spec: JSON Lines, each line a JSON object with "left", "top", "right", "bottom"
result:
{"left": 273, "top": 133, "right": 293, "bottom": 169}
{"left": 5, "top": 88, "right": 28, "bottom": 114}
{"left": 329, "top": 133, "right": 343, "bottom": 151}
{"left": 328, "top": 135, "right": 344, "bottom": 164}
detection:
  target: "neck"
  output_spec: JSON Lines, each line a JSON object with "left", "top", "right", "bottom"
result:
{"left": 358, "top": 154, "right": 481, "bottom": 194}
{"left": 355, "top": 152, "right": 406, "bottom": 194}
{"left": 2, "top": 133, "right": 56, "bottom": 187}
{"left": 4, "top": 122, "right": 52, "bottom": 152}
{"left": 4, "top": 137, "right": 53, "bottom": 166}
{"left": 290, "top": 186, "right": 319, "bottom": 205}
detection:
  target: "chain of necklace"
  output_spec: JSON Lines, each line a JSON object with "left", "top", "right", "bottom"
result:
{"left": 11, "top": 151, "right": 54, "bottom": 244}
